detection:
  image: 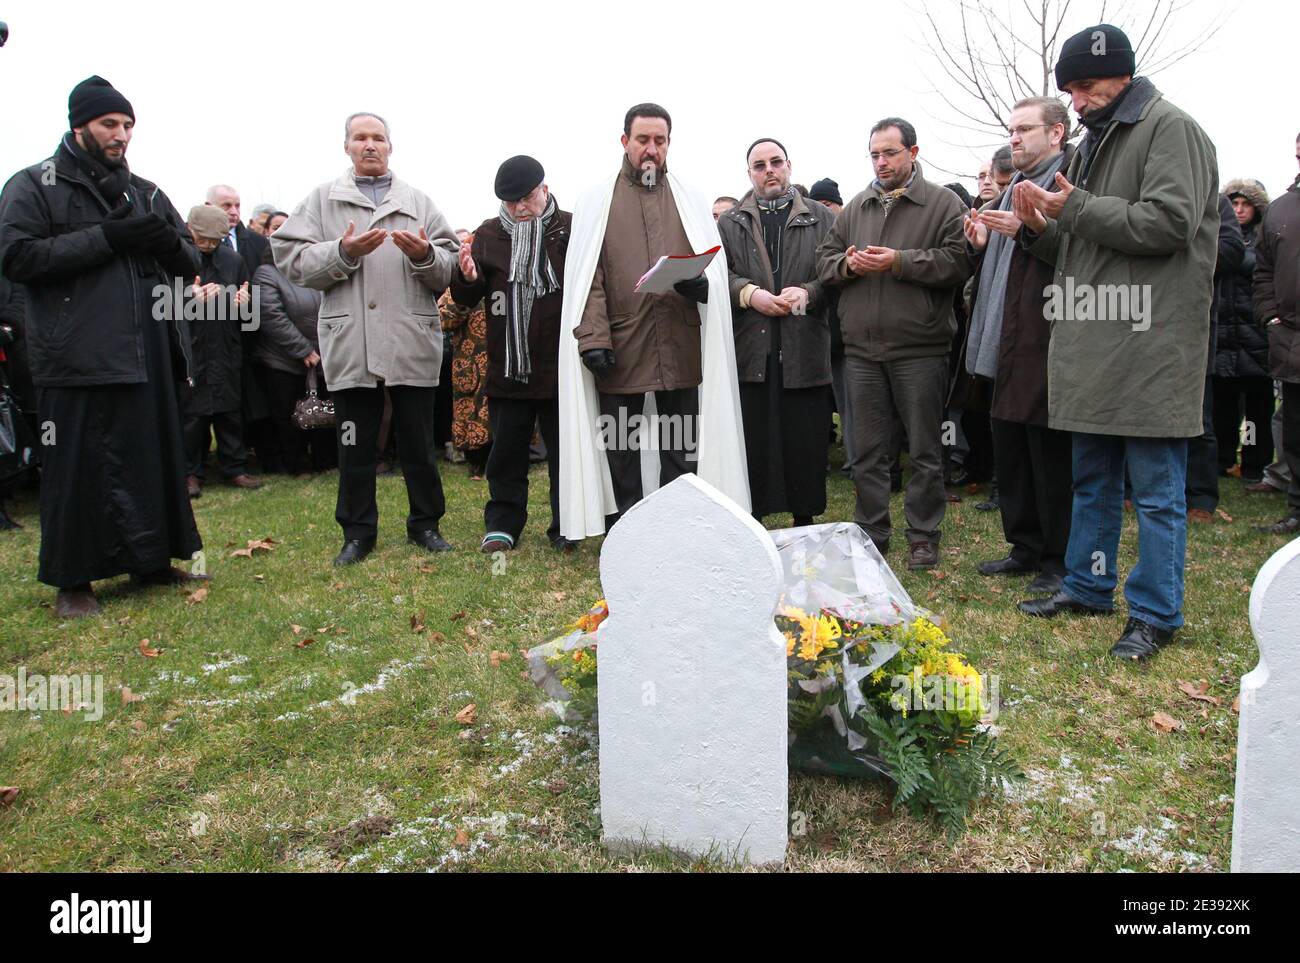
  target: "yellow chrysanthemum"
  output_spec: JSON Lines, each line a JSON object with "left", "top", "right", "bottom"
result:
{"left": 792, "top": 611, "right": 842, "bottom": 660}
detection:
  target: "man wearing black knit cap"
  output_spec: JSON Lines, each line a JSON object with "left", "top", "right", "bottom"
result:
{"left": 1012, "top": 25, "right": 1220, "bottom": 662}
{"left": 0, "top": 76, "right": 206, "bottom": 618}
{"left": 450, "top": 156, "right": 573, "bottom": 553}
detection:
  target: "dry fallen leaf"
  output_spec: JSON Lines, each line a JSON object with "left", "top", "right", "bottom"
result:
{"left": 464, "top": 625, "right": 479, "bottom": 641}
{"left": 1216, "top": 508, "right": 1234, "bottom": 523}
{"left": 411, "top": 611, "right": 426, "bottom": 634}
{"left": 291, "top": 624, "right": 304, "bottom": 635}
{"left": 1151, "top": 711, "right": 1183, "bottom": 733}
{"left": 1177, "top": 679, "right": 1221, "bottom": 706}
{"left": 130, "top": 720, "right": 147, "bottom": 733}
{"left": 121, "top": 687, "right": 144, "bottom": 705}
{"left": 428, "top": 631, "right": 446, "bottom": 644}
{"left": 295, "top": 638, "right": 316, "bottom": 649}
{"left": 449, "top": 610, "right": 467, "bottom": 622}
{"left": 248, "top": 537, "right": 277, "bottom": 552}
{"left": 489, "top": 650, "right": 511, "bottom": 667}
{"left": 454, "top": 703, "right": 477, "bottom": 726}
{"left": 138, "top": 639, "right": 162, "bottom": 658}
{"left": 929, "top": 570, "right": 947, "bottom": 580}
{"left": 331, "top": 581, "right": 345, "bottom": 591}
{"left": 989, "top": 585, "right": 1004, "bottom": 594}
{"left": 1232, "top": 696, "right": 1241, "bottom": 715}
{"left": 552, "top": 591, "right": 567, "bottom": 602}
{"left": 0, "top": 787, "right": 19, "bottom": 807}
{"left": 186, "top": 586, "right": 208, "bottom": 605}
{"left": 229, "top": 547, "right": 253, "bottom": 558}
{"left": 453, "top": 828, "right": 470, "bottom": 848}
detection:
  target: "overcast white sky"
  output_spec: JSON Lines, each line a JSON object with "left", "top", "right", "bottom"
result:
{"left": 1, "top": 0, "right": 1293, "bottom": 231}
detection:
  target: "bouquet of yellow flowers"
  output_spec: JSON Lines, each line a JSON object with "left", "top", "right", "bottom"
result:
{"left": 773, "top": 524, "right": 1021, "bottom": 832}
{"left": 525, "top": 600, "right": 608, "bottom": 722}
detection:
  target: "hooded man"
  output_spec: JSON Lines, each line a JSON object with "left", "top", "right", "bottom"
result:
{"left": 559, "top": 103, "right": 748, "bottom": 538}
{"left": 0, "top": 76, "right": 206, "bottom": 617}
{"left": 1012, "top": 24, "right": 1220, "bottom": 661}
{"left": 451, "top": 155, "right": 572, "bottom": 553}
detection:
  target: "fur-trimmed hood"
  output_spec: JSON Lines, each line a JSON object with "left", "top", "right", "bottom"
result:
{"left": 1223, "top": 177, "right": 1270, "bottom": 221}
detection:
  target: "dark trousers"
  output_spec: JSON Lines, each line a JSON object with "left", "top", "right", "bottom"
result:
{"left": 332, "top": 384, "right": 445, "bottom": 541}
{"left": 1284, "top": 381, "right": 1300, "bottom": 515}
{"left": 485, "top": 396, "right": 560, "bottom": 544}
{"left": 845, "top": 355, "right": 948, "bottom": 547}
{"left": 184, "top": 409, "right": 247, "bottom": 480}
{"left": 1185, "top": 375, "right": 1219, "bottom": 512}
{"left": 599, "top": 387, "right": 699, "bottom": 517}
{"left": 1212, "top": 374, "right": 1275, "bottom": 478}
{"left": 991, "top": 417, "right": 1073, "bottom": 576}
{"left": 264, "top": 365, "right": 336, "bottom": 474}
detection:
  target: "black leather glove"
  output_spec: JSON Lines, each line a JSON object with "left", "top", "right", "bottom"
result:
{"left": 581, "top": 348, "right": 616, "bottom": 378}
{"left": 673, "top": 274, "right": 709, "bottom": 304}
{"left": 101, "top": 213, "right": 176, "bottom": 255}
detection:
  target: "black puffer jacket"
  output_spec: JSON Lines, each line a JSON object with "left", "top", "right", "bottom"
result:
{"left": 1215, "top": 214, "right": 1268, "bottom": 379}
{"left": 1256, "top": 174, "right": 1300, "bottom": 383}
{"left": 0, "top": 136, "right": 199, "bottom": 388}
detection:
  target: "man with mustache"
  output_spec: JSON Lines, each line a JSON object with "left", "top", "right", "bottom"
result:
{"left": 560, "top": 103, "right": 748, "bottom": 537}
{"left": 273, "top": 112, "right": 459, "bottom": 565}
{"left": 0, "top": 76, "right": 205, "bottom": 617}
{"left": 1012, "top": 24, "right": 1220, "bottom": 661}
{"left": 717, "top": 138, "right": 835, "bottom": 527}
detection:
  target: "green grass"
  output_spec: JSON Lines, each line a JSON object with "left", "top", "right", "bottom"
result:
{"left": 0, "top": 451, "right": 1289, "bottom": 871}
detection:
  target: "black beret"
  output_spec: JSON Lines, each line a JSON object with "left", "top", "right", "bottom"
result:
{"left": 1055, "top": 24, "right": 1136, "bottom": 89}
{"left": 68, "top": 75, "right": 135, "bottom": 130}
{"left": 494, "top": 155, "right": 545, "bottom": 202}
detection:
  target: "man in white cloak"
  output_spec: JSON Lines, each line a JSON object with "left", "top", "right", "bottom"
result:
{"left": 559, "top": 102, "right": 749, "bottom": 539}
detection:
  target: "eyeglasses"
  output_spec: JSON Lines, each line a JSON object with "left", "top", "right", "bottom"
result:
{"left": 1008, "top": 124, "right": 1052, "bottom": 137}
{"left": 869, "top": 148, "right": 908, "bottom": 162}
{"left": 749, "top": 157, "right": 787, "bottom": 173}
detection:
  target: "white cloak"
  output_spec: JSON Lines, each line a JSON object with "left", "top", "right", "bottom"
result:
{"left": 558, "top": 169, "right": 750, "bottom": 540}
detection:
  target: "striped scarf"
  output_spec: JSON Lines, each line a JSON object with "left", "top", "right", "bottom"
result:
{"left": 497, "top": 193, "right": 560, "bottom": 383}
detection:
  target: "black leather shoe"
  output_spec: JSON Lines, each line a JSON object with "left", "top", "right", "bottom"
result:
{"left": 977, "top": 555, "right": 1037, "bottom": 577}
{"left": 1025, "top": 571, "right": 1064, "bottom": 595}
{"left": 409, "top": 529, "right": 453, "bottom": 553}
{"left": 1256, "top": 514, "right": 1300, "bottom": 535}
{"left": 1109, "top": 617, "right": 1175, "bottom": 661}
{"left": 334, "top": 537, "right": 376, "bottom": 566}
{"left": 549, "top": 535, "right": 577, "bottom": 552}
{"left": 1017, "top": 590, "right": 1110, "bottom": 618}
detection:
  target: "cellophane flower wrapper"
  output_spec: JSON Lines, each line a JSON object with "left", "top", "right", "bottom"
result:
{"left": 772, "top": 522, "right": 917, "bottom": 778}
{"left": 525, "top": 601, "right": 607, "bottom": 722}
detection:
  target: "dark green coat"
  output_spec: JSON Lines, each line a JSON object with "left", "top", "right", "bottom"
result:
{"left": 1026, "top": 81, "right": 1219, "bottom": 438}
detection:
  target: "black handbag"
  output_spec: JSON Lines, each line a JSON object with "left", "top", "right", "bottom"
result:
{"left": 291, "top": 366, "right": 335, "bottom": 430}
{"left": 0, "top": 380, "right": 37, "bottom": 484}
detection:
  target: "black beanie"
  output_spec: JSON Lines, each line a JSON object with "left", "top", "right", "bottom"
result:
{"left": 1054, "top": 24, "right": 1136, "bottom": 89}
{"left": 494, "top": 155, "right": 545, "bottom": 202}
{"left": 68, "top": 75, "right": 135, "bottom": 129}
{"left": 810, "top": 178, "right": 842, "bottom": 205}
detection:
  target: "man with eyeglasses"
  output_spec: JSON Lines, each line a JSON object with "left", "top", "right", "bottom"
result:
{"left": 717, "top": 138, "right": 836, "bottom": 527}
{"left": 962, "top": 97, "right": 1076, "bottom": 597}
{"left": 1011, "top": 24, "right": 1219, "bottom": 662}
{"left": 817, "top": 117, "right": 973, "bottom": 569}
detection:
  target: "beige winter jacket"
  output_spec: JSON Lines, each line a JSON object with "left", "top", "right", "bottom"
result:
{"left": 272, "top": 169, "right": 459, "bottom": 391}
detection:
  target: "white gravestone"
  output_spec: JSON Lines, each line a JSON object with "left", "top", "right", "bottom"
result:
{"left": 1232, "top": 536, "right": 1300, "bottom": 872}
{"left": 597, "top": 473, "right": 788, "bottom": 864}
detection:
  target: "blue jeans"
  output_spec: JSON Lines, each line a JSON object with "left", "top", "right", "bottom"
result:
{"left": 1062, "top": 433, "right": 1188, "bottom": 631}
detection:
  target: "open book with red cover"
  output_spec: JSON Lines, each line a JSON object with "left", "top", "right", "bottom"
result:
{"left": 634, "top": 245, "right": 721, "bottom": 294}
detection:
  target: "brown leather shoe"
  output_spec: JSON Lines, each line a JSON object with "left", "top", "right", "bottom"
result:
{"left": 131, "top": 566, "right": 211, "bottom": 586}
{"left": 55, "top": 586, "right": 102, "bottom": 619}
{"left": 1244, "top": 480, "right": 1281, "bottom": 494}
{"left": 1187, "top": 508, "right": 1214, "bottom": 523}
{"left": 186, "top": 475, "right": 202, "bottom": 498}
{"left": 228, "top": 474, "right": 263, "bottom": 489}
{"left": 907, "top": 541, "right": 939, "bottom": 570}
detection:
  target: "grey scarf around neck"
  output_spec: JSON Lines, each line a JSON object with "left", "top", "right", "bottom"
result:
{"left": 965, "top": 150, "right": 1066, "bottom": 379}
{"left": 497, "top": 192, "right": 559, "bottom": 383}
